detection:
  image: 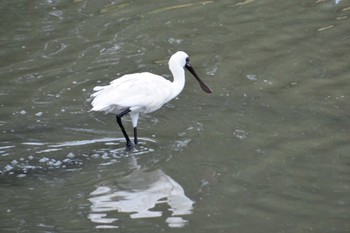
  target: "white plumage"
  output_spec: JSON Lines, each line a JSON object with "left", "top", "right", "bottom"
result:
{"left": 90, "top": 51, "right": 212, "bottom": 150}
{"left": 91, "top": 72, "right": 174, "bottom": 114}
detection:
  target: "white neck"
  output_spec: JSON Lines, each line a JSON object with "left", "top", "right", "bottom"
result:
{"left": 169, "top": 63, "right": 186, "bottom": 100}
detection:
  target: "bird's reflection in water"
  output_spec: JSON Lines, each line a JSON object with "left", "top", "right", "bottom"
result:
{"left": 88, "top": 158, "right": 194, "bottom": 228}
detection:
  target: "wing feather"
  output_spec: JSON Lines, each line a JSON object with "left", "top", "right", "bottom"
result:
{"left": 91, "top": 72, "right": 173, "bottom": 114}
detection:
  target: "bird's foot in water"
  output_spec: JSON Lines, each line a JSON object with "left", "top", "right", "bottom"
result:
{"left": 125, "top": 141, "right": 136, "bottom": 151}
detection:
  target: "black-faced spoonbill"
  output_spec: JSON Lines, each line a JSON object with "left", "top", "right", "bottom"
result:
{"left": 90, "top": 51, "right": 212, "bottom": 150}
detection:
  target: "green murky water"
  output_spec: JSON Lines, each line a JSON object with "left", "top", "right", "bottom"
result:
{"left": 1, "top": 0, "right": 349, "bottom": 232}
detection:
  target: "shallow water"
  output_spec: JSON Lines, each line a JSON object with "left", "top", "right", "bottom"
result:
{"left": 1, "top": 0, "right": 350, "bottom": 232}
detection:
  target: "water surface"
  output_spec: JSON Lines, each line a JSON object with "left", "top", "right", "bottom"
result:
{"left": 1, "top": 0, "right": 350, "bottom": 232}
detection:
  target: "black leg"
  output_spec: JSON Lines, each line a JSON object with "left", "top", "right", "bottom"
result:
{"left": 116, "top": 109, "right": 133, "bottom": 150}
{"left": 134, "top": 127, "right": 138, "bottom": 145}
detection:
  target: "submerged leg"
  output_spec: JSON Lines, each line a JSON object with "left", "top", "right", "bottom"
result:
{"left": 116, "top": 109, "right": 132, "bottom": 150}
{"left": 134, "top": 127, "right": 138, "bottom": 145}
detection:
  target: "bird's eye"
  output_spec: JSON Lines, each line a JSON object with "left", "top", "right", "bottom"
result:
{"left": 185, "top": 57, "right": 190, "bottom": 63}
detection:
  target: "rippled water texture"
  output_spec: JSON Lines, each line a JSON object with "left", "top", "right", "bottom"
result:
{"left": 1, "top": 0, "right": 350, "bottom": 232}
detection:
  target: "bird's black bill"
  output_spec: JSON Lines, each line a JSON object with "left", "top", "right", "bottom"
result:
{"left": 185, "top": 64, "right": 213, "bottom": 94}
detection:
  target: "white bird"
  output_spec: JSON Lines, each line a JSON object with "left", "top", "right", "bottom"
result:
{"left": 90, "top": 51, "right": 212, "bottom": 150}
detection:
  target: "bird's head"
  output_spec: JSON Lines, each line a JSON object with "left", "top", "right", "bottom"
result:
{"left": 169, "top": 51, "right": 213, "bottom": 94}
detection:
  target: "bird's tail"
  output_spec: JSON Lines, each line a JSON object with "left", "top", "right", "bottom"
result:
{"left": 90, "top": 86, "right": 105, "bottom": 98}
